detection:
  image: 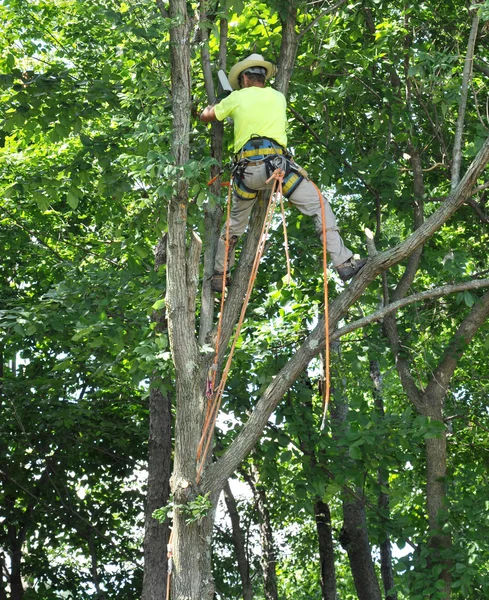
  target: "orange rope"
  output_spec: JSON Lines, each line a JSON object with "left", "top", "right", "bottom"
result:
{"left": 168, "top": 172, "right": 329, "bottom": 599}
{"left": 278, "top": 191, "right": 292, "bottom": 283}
{"left": 196, "top": 170, "right": 285, "bottom": 482}
{"left": 312, "top": 183, "right": 330, "bottom": 429}
{"left": 198, "top": 181, "right": 233, "bottom": 457}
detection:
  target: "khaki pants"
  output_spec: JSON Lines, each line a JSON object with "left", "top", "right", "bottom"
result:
{"left": 214, "top": 162, "right": 353, "bottom": 273}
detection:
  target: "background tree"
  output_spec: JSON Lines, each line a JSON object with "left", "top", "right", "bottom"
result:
{"left": 1, "top": 0, "right": 489, "bottom": 598}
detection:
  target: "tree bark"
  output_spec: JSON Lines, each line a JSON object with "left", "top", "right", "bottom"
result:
{"left": 314, "top": 499, "right": 338, "bottom": 600}
{"left": 340, "top": 497, "right": 382, "bottom": 600}
{"left": 370, "top": 360, "right": 397, "bottom": 600}
{"left": 223, "top": 481, "right": 253, "bottom": 600}
{"left": 451, "top": 12, "right": 479, "bottom": 189}
{"left": 166, "top": 2, "right": 217, "bottom": 598}
{"left": 8, "top": 526, "right": 24, "bottom": 600}
{"left": 330, "top": 369, "right": 382, "bottom": 600}
{"left": 142, "top": 387, "right": 172, "bottom": 600}
{"left": 198, "top": 4, "right": 226, "bottom": 346}
{"left": 143, "top": 234, "right": 173, "bottom": 600}
{"left": 243, "top": 466, "right": 278, "bottom": 600}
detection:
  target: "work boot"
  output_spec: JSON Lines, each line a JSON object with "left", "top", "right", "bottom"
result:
{"left": 336, "top": 257, "right": 367, "bottom": 282}
{"left": 210, "top": 272, "right": 230, "bottom": 293}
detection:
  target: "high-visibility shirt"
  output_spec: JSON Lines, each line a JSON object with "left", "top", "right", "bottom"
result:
{"left": 214, "top": 86, "right": 288, "bottom": 153}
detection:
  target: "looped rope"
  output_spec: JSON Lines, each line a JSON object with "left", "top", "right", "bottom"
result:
{"left": 197, "top": 169, "right": 285, "bottom": 482}
{"left": 266, "top": 169, "right": 292, "bottom": 283}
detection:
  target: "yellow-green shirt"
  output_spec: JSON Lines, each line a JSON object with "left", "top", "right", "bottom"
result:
{"left": 214, "top": 87, "right": 287, "bottom": 153}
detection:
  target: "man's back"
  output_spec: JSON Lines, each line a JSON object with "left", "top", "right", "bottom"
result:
{"left": 214, "top": 86, "right": 287, "bottom": 152}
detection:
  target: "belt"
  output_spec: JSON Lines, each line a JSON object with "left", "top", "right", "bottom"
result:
{"left": 239, "top": 137, "right": 285, "bottom": 160}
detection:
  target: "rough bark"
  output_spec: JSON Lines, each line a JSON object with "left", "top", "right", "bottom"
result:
{"left": 275, "top": 3, "right": 298, "bottom": 96}
{"left": 243, "top": 466, "right": 278, "bottom": 600}
{"left": 142, "top": 235, "right": 173, "bottom": 600}
{"left": 331, "top": 374, "right": 382, "bottom": 600}
{"left": 340, "top": 497, "right": 382, "bottom": 600}
{"left": 370, "top": 360, "right": 397, "bottom": 600}
{"left": 223, "top": 481, "right": 253, "bottom": 600}
{"left": 167, "top": 2, "right": 216, "bottom": 598}
{"left": 314, "top": 499, "right": 338, "bottom": 600}
{"left": 142, "top": 386, "right": 172, "bottom": 600}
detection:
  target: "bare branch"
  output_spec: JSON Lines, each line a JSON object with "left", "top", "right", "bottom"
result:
{"left": 331, "top": 278, "right": 489, "bottom": 340}
{"left": 451, "top": 12, "right": 479, "bottom": 189}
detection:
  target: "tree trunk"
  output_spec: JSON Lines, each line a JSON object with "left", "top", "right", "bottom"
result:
{"left": 142, "top": 387, "right": 172, "bottom": 600}
{"left": 223, "top": 481, "right": 253, "bottom": 600}
{"left": 314, "top": 499, "right": 337, "bottom": 600}
{"left": 172, "top": 509, "right": 216, "bottom": 600}
{"left": 340, "top": 496, "right": 382, "bottom": 600}
{"left": 330, "top": 371, "right": 381, "bottom": 600}
{"left": 422, "top": 402, "right": 451, "bottom": 597}
{"left": 8, "top": 526, "right": 24, "bottom": 600}
{"left": 244, "top": 466, "right": 278, "bottom": 600}
{"left": 370, "top": 360, "right": 397, "bottom": 600}
{"left": 143, "top": 233, "right": 173, "bottom": 599}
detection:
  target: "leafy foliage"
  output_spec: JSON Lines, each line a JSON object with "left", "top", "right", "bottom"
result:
{"left": 1, "top": 0, "right": 489, "bottom": 597}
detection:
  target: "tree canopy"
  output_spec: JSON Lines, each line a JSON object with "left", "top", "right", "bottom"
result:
{"left": 1, "top": 0, "right": 489, "bottom": 598}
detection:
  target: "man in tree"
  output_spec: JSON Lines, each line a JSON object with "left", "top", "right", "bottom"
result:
{"left": 200, "top": 53, "right": 366, "bottom": 292}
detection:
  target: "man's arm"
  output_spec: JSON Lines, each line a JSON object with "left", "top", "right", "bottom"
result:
{"left": 200, "top": 105, "right": 217, "bottom": 123}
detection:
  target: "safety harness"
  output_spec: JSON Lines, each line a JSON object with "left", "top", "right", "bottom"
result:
{"left": 232, "top": 136, "right": 308, "bottom": 202}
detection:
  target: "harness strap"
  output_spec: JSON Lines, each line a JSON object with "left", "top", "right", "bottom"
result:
{"left": 240, "top": 146, "right": 285, "bottom": 159}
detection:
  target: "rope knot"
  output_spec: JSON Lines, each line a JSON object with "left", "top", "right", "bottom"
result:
{"left": 266, "top": 167, "right": 285, "bottom": 184}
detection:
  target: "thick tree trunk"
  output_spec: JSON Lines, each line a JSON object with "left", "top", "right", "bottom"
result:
{"left": 314, "top": 499, "right": 337, "bottom": 600}
{"left": 166, "top": 1, "right": 217, "bottom": 597}
{"left": 223, "top": 481, "right": 253, "bottom": 600}
{"left": 172, "top": 509, "right": 216, "bottom": 600}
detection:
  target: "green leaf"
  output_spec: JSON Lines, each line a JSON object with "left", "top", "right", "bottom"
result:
{"left": 67, "top": 190, "right": 80, "bottom": 209}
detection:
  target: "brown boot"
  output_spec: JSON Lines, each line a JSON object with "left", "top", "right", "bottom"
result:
{"left": 210, "top": 272, "right": 231, "bottom": 293}
{"left": 336, "top": 257, "right": 367, "bottom": 282}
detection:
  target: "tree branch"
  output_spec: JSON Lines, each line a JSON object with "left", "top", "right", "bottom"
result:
{"left": 451, "top": 11, "right": 479, "bottom": 189}
{"left": 205, "top": 134, "right": 489, "bottom": 493}
{"left": 297, "top": 0, "right": 349, "bottom": 41}
{"left": 331, "top": 278, "right": 489, "bottom": 340}
{"left": 426, "top": 289, "right": 489, "bottom": 402}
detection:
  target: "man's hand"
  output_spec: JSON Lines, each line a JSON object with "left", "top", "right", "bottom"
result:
{"left": 200, "top": 105, "right": 217, "bottom": 123}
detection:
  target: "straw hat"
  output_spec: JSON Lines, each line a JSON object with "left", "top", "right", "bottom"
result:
{"left": 228, "top": 53, "right": 276, "bottom": 90}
